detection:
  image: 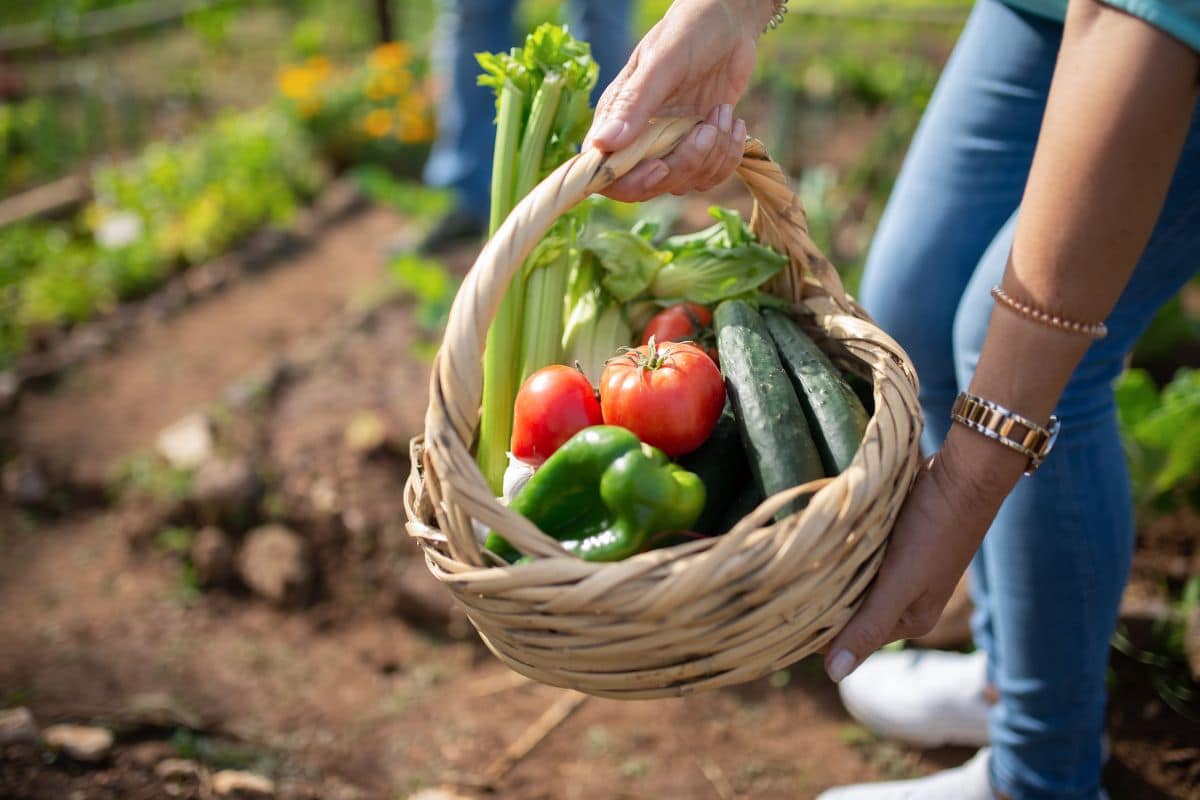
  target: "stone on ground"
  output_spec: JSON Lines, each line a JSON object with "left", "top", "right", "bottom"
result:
{"left": 237, "top": 524, "right": 313, "bottom": 607}
{"left": 156, "top": 413, "right": 214, "bottom": 469}
{"left": 211, "top": 769, "right": 275, "bottom": 797}
{"left": 42, "top": 723, "right": 113, "bottom": 763}
{"left": 0, "top": 707, "right": 38, "bottom": 745}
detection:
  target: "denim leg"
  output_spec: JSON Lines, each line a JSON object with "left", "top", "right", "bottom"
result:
{"left": 568, "top": 0, "right": 633, "bottom": 101}
{"left": 951, "top": 101, "right": 1200, "bottom": 799}
{"left": 422, "top": 0, "right": 518, "bottom": 217}
{"left": 859, "top": 0, "right": 1060, "bottom": 459}
{"left": 423, "top": 0, "right": 632, "bottom": 217}
{"left": 857, "top": 0, "right": 1060, "bottom": 670}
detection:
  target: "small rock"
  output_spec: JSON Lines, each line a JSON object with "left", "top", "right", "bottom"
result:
{"left": 212, "top": 769, "right": 275, "bottom": 798}
{"left": 237, "top": 525, "right": 314, "bottom": 608}
{"left": 192, "top": 456, "right": 260, "bottom": 518}
{"left": 156, "top": 413, "right": 213, "bottom": 470}
{"left": 155, "top": 757, "right": 203, "bottom": 782}
{"left": 0, "top": 707, "right": 38, "bottom": 745}
{"left": 43, "top": 723, "right": 113, "bottom": 763}
{"left": 389, "top": 559, "right": 455, "bottom": 630}
{"left": 122, "top": 739, "right": 175, "bottom": 768}
{"left": 2, "top": 456, "right": 50, "bottom": 507}
{"left": 407, "top": 789, "right": 472, "bottom": 800}
{"left": 125, "top": 692, "right": 206, "bottom": 731}
{"left": 344, "top": 411, "right": 389, "bottom": 454}
{"left": 0, "top": 371, "right": 18, "bottom": 414}
{"left": 191, "top": 526, "right": 236, "bottom": 586}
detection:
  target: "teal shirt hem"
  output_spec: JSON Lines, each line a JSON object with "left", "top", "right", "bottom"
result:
{"left": 1001, "top": 0, "right": 1200, "bottom": 53}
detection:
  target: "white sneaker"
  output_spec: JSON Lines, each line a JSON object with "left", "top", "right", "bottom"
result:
{"left": 837, "top": 649, "right": 991, "bottom": 748}
{"left": 817, "top": 747, "right": 995, "bottom": 799}
{"left": 816, "top": 749, "right": 1111, "bottom": 800}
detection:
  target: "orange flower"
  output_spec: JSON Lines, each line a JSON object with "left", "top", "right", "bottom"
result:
{"left": 278, "top": 65, "right": 317, "bottom": 100}
{"left": 363, "top": 108, "right": 393, "bottom": 138}
{"left": 370, "top": 41, "right": 411, "bottom": 71}
{"left": 306, "top": 54, "right": 333, "bottom": 79}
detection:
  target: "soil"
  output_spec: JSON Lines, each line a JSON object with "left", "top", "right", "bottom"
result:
{"left": 1, "top": 192, "right": 1197, "bottom": 799}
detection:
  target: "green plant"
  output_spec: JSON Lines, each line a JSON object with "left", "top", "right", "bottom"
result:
{"left": 91, "top": 108, "right": 324, "bottom": 267}
{"left": 348, "top": 165, "right": 451, "bottom": 221}
{"left": 388, "top": 254, "right": 457, "bottom": 334}
{"left": 1115, "top": 367, "right": 1200, "bottom": 513}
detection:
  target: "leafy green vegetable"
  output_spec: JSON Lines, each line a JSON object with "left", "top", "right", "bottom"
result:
{"left": 585, "top": 206, "right": 788, "bottom": 307}
{"left": 476, "top": 24, "right": 599, "bottom": 492}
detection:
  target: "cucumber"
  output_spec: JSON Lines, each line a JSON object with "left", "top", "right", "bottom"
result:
{"left": 678, "top": 401, "right": 751, "bottom": 536}
{"left": 762, "top": 309, "right": 870, "bottom": 475}
{"left": 714, "top": 300, "right": 825, "bottom": 519}
{"left": 715, "top": 480, "right": 766, "bottom": 533}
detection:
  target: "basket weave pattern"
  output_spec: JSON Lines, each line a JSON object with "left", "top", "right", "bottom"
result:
{"left": 404, "top": 118, "right": 923, "bottom": 699}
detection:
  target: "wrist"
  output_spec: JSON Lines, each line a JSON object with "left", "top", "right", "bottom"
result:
{"left": 712, "top": 0, "right": 777, "bottom": 36}
{"left": 938, "top": 422, "right": 1027, "bottom": 505}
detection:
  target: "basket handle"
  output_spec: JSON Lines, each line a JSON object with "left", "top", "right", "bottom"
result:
{"left": 422, "top": 117, "right": 854, "bottom": 564}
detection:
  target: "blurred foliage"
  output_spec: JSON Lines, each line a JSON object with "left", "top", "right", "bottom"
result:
{"left": 1116, "top": 367, "right": 1200, "bottom": 515}
{"left": 0, "top": 108, "right": 323, "bottom": 368}
{"left": 90, "top": 108, "right": 323, "bottom": 267}
{"left": 348, "top": 164, "right": 451, "bottom": 220}
{"left": 276, "top": 42, "right": 434, "bottom": 169}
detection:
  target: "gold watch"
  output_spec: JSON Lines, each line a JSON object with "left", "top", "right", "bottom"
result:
{"left": 950, "top": 392, "right": 1060, "bottom": 476}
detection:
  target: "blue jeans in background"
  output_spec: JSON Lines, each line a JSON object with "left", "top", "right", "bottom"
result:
{"left": 422, "top": 0, "right": 632, "bottom": 219}
{"left": 859, "top": 0, "right": 1200, "bottom": 797}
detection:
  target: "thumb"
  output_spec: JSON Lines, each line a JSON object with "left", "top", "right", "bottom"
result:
{"left": 585, "top": 56, "right": 674, "bottom": 153}
{"left": 823, "top": 577, "right": 907, "bottom": 683}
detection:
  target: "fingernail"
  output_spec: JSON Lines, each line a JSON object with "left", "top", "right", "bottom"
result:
{"left": 733, "top": 118, "right": 747, "bottom": 142}
{"left": 827, "top": 649, "right": 857, "bottom": 683}
{"left": 694, "top": 124, "right": 717, "bottom": 152}
{"left": 591, "top": 118, "right": 627, "bottom": 148}
{"left": 644, "top": 162, "right": 669, "bottom": 188}
{"left": 718, "top": 104, "right": 733, "bottom": 133}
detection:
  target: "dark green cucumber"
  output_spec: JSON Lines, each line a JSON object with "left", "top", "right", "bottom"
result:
{"left": 762, "top": 308, "right": 870, "bottom": 475}
{"left": 678, "top": 401, "right": 751, "bottom": 536}
{"left": 714, "top": 300, "right": 825, "bottom": 519}
{"left": 715, "top": 480, "right": 766, "bottom": 533}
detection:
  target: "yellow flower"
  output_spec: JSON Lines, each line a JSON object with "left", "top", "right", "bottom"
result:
{"left": 278, "top": 65, "right": 317, "bottom": 100}
{"left": 363, "top": 108, "right": 393, "bottom": 138}
{"left": 370, "top": 41, "right": 411, "bottom": 71}
{"left": 365, "top": 76, "right": 388, "bottom": 101}
{"left": 306, "top": 54, "right": 332, "bottom": 79}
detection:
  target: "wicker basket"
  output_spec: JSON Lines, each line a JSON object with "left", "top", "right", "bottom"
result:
{"left": 403, "top": 117, "right": 923, "bottom": 699}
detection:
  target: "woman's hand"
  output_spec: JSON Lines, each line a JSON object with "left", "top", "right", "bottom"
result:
{"left": 585, "top": 0, "right": 771, "bottom": 201}
{"left": 823, "top": 427, "right": 1027, "bottom": 682}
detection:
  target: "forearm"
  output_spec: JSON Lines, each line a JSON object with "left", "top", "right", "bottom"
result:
{"left": 943, "top": 0, "right": 1200, "bottom": 494}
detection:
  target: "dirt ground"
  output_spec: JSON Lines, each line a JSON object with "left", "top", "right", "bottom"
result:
{"left": 1, "top": 198, "right": 1197, "bottom": 800}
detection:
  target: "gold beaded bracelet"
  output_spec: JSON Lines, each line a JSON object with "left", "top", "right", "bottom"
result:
{"left": 990, "top": 286, "right": 1108, "bottom": 340}
{"left": 765, "top": 0, "right": 789, "bottom": 31}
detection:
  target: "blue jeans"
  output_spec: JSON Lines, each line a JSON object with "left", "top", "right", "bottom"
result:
{"left": 422, "top": 0, "right": 632, "bottom": 218}
{"left": 859, "top": 1, "right": 1200, "bottom": 797}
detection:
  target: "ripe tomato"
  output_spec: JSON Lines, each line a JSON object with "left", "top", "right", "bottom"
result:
{"left": 510, "top": 365, "right": 603, "bottom": 465}
{"left": 641, "top": 303, "right": 718, "bottom": 363}
{"left": 600, "top": 339, "right": 725, "bottom": 457}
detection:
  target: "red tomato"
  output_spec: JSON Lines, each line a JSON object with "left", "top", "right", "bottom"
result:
{"left": 641, "top": 303, "right": 718, "bottom": 363}
{"left": 511, "top": 365, "right": 603, "bottom": 465}
{"left": 600, "top": 339, "right": 725, "bottom": 457}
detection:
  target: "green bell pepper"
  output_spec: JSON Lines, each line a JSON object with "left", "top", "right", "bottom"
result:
{"left": 486, "top": 425, "right": 706, "bottom": 562}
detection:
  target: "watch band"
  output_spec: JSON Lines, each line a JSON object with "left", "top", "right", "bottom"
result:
{"left": 950, "top": 392, "right": 1060, "bottom": 476}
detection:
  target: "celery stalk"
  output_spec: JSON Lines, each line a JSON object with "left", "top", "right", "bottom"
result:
{"left": 477, "top": 75, "right": 527, "bottom": 493}
{"left": 475, "top": 26, "right": 599, "bottom": 493}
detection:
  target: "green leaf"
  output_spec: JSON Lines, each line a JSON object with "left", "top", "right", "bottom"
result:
{"left": 584, "top": 229, "right": 668, "bottom": 303}
{"left": 1114, "top": 368, "right": 1160, "bottom": 430}
{"left": 649, "top": 244, "right": 787, "bottom": 304}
